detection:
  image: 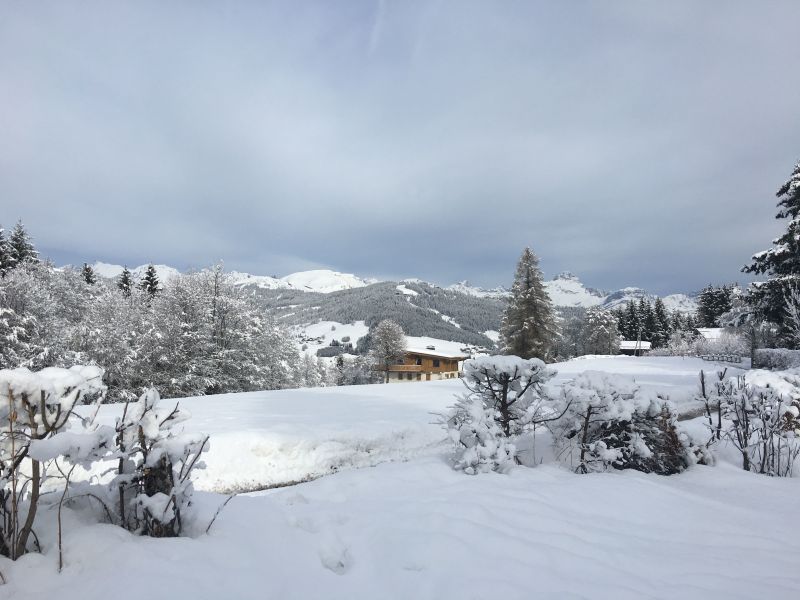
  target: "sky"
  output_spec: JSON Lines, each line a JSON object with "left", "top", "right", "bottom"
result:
{"left": 2, "top": 1, "right": 799, "bottom": 294}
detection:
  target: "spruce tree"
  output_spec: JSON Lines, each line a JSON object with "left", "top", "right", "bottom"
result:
{"left": 118, "top": 267, "right": 133, "bottom": 296}
{"left": 81, "top": 262, "right": 97, "bottom": 285}
{"left": 743, "top": 160, "right": 800, "bottom": 333}
{"left": 8, "top": 220, "right": 39, "bottom": 265}
{"left": 499, "top": 247, "right": 557, "bottom": 360}
{"left": 624, "top": 300, "right": 640, "bottom": 340}
{"left": 0, "top": 225, "right": 14, "bottom": 277}
{"left": 651, "top": 298, "right": 670, "bottom": 348}
{"left": 139, "top": 264, "right": 160, "bottom": 297}
{"left": 638, "top": 298, "right": 654, "bottom": 341}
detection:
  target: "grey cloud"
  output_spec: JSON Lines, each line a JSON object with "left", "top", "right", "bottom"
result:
{"left": 1, "top": 1, "right": 799, "bottom": 294}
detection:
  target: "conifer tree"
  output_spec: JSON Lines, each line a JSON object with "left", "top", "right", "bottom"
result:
{"left": 743, "top": 160, "right": 800, "bottom": 334}
{"left": 0, "top": 225, "right": 14, "bottom": 277}
{"left": 582, "top": 307, "right": 620, "bottom": 355}
{"left": 638, "top": 298, "right": 654, "bottom": 341}
{"left": 139, "top": 264, "right": 160, "bottom": 297}
{"left": 81, "top": 262, "right": 97, "bottom": 285}
{"left": 8, "top": 220, "right": 38, "bottom": 265}
{"left": 499, "top": 247, "right": 557, "bottom": 360}
{"left": 118, "top": 267, "right": 133, "bottom": 297}
{"left": 651, "top": 298, "right": 670, "bottom": 348}
{"left": 624, "top": 300, "right": 640, "bottom": 340}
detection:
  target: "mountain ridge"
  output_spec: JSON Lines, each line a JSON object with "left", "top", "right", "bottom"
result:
{"left": 87, "top": 262, "right": 698, "bottom": 312}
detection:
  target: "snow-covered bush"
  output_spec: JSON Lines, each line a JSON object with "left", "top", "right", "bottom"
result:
{"left": 705, "top": 371, "right": 800, "bottom": 476}
{"left": 1, "top": 366, "right": 108, "bottom": 559}
{"left": 114, "top": 388, "right": 209, "bottom": 537}
{"left": 552, "top": 372, "right": 691, "bottom": 475}
{"left": 443, "top": 355, "right": 560, "bottom": 473}
{"left": 445, "top": 395, "right": 517, "bottom": 474}
{"left": 1, "top": 365, "right": 209, "bottom": 567}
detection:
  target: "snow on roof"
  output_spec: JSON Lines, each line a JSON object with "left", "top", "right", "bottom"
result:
{"left": 697, "top": 328, "right": 723, "bottom": 341}
{"left": 405, "top": 347, "right": 469, "bottom": 360}
{"left": 619, "top": 340, "right": 652, "bottom": 350}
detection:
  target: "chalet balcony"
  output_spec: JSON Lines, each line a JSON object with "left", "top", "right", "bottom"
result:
{"left": 387, "top": 364, "right": 424, "bottom": 372}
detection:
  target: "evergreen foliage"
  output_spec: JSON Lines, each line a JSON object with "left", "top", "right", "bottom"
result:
{"left": 7, "top": 220, "right": 39, "bottom": 266}
{"left": 743, "top": 160, "right": 800, "bottom": 340}
{"left": 81, "top": 262, "right": 97, "bottom": 285}
{"left": 139, "top": 264, "right": 160, "bottom": 297}
{"left": 118, "top": 266, "right": 133, "bottom": 296}
{"left": 0, "top": 225, "right": 14, "bottom": 277}
{"left": 582, "top": 307, "right": 620, "bottom": 355}
{"left": 499, "top": 247, "right": 557, "bottom": 360}
{"left": 697, "top": 284, "right": 733, "bottom": 327}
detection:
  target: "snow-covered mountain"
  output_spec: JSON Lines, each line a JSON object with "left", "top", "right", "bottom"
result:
{"left": 91, "top": 262, "right": 182, "bottom": 282}
{"left": 543, "top": 272, "right": 606, "bottom": 308}
{"left": 228, "top": 269, "right": 375, "bottom": 293}
{"left": 86, "top": 261, "right": 698, "bottom": 313}
{"left": 90, "top": 263, "right": 375, "bottom": 294}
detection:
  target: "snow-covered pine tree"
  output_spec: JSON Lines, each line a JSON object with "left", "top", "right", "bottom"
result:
{"left": 0, "top": 225, "right": 15, "bottom": 277}
{"left": 624, "top": 300, "right": 640, "bottom": 340}
{"left": 139, "top": 264, "right": 160, "bottom": 297}
{"left": 637, "top": 298, "right": 654, "bottom": 341}
{"left": 743, "top": 160, "right": 800, "bottom": 341}
{"left": 651, "top": 298, "right": 671, "bottom": 348}
{"left": 8, "top": 220, "right": 39, "bottom": 266}
{"left": 118, "top": 266, "right": 133, "bottom": 296}
{"left": 81, "top": 262, "right": 97, "bottom": 285}
{"left": 369, "top": 319, "right": 407, "bottom": 383}
{"left": 582, "top": 307, "right": 620, "bottom": 355}
{"left": 499, "top": 247, "right": 557, "bottom": 360}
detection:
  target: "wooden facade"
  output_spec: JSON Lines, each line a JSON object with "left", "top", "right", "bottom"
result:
{"left": 387, "top": 349, "right": 468, "bottom": 383}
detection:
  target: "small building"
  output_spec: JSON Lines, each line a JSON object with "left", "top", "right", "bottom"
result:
{"left": 696, "top": 328, "right": 723, "bottom": 342}
{"left": 387, "top": 348, "right": 469, "bottom": 383}
{"left": 619, "top": 340, "right": 652, "bottom": 356}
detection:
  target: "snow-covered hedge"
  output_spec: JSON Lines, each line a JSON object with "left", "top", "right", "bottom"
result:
{"left": 754, "top": 348, "right": 800, "bottom": 370}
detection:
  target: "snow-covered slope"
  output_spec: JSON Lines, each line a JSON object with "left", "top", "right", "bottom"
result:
{"left": 445, "top": 280, "right": 509, "bottom": 298}
{"left": 281, "top": 269, "right": 375, "bottom": 293}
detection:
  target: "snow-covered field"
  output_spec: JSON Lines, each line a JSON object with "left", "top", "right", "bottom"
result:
{"left": 94, "top": 355, "right": 745, "bottom": 493}
{"left": 4, "top": 356, "right": 798, "bottom": 599}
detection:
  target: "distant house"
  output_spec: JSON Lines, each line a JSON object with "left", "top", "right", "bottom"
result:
{"left": 619, "top": 340, "right": 652, "bottom": 356}
{"left": 696, "top": 328, "right": 723, "bottom": 342}
{"left": 387, "top": 348, "right": 469, "bottom": 383}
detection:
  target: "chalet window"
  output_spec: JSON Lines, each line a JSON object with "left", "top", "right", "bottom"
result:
{"left": 406, "top": 373, "right": 413, "bottom": 380}
{"left": 416, "top": 373, "right": 421, "bottom": 380}
{"left": 396, "top": 358, "right": 405, "bottom": 364}
{"left": 433, "top": 359, "right": 440, "bottom": 368}
{"left": 415, "top": 357, "right": 423, "bottom": 366}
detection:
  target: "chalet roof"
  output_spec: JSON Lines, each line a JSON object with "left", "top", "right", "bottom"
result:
{"left": 405, "top": 347, "right": 470, "bottom": 360}
{"left": 619, "top": 340, "right": 652, "bottom": 350}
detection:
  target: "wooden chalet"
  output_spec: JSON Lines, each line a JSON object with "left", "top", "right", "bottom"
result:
{"left": 388, "top": 347, "right": 469, "bottom": 383}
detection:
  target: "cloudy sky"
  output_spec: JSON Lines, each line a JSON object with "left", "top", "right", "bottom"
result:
{"left": 2, "top": 1, "right": 799, "bottom": 294}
